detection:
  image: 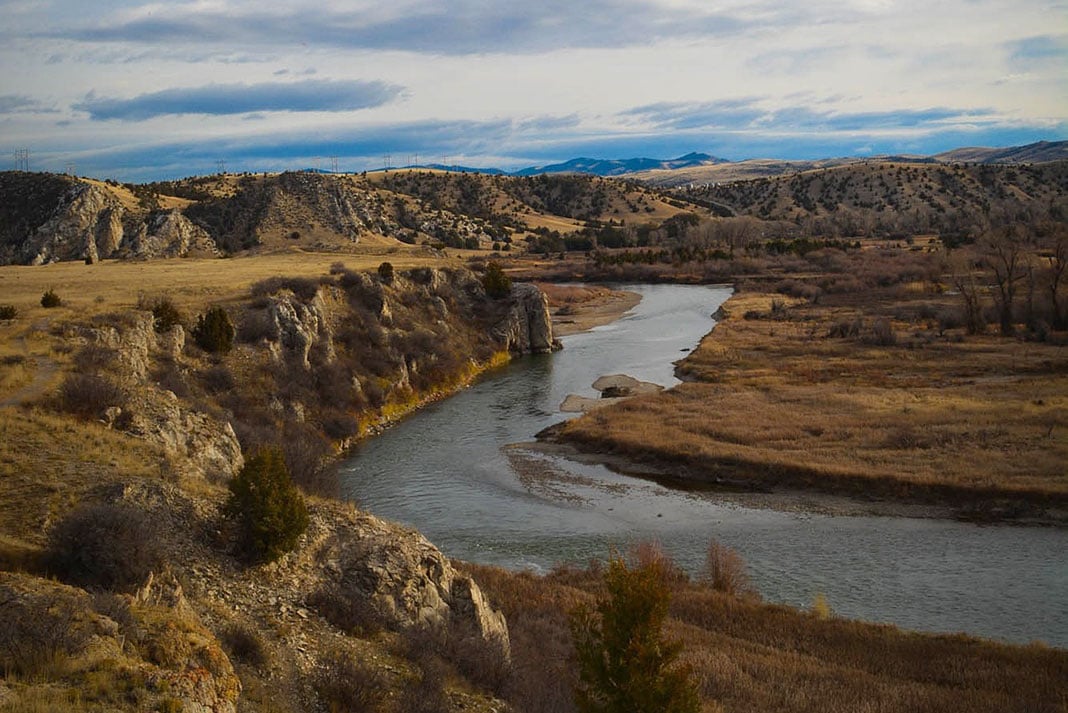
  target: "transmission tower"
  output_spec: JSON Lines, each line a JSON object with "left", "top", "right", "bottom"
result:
{"left": 330, "top": 156, "right": 339, "bottom": 174}
{"left": 13, "top": 148, "right": 29, "bottom": 171}
{"left": 66, "top": 162, "right": 76, "bottom": 176}
{"left": 384, "top": 153, "right": 392, "bottom": 171}
{"left": 216, "top": 159, "right": 226, "bottom": 175}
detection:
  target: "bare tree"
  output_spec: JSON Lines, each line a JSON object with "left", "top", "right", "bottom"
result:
{"left": 950, "top": 253, "right": 986, "bottom": 335}
{"left": 1044, "top": 228, "right": 1067, "bottom": 330}
{"left": 981, "top": 226, "right": 1030, "bottom": 336}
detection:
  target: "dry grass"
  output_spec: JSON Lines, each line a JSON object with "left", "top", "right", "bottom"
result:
{"left": 554, "top": 288, "right": 1068, "bottom": 515}
{"left": 464, "top": 557, "right": 1068, "bottom": 713}
{"left": 0, "top": 250, "right": 461, "bottom": 320}
{"left": 0, "top": 408, "right": 167, "bottom": 544}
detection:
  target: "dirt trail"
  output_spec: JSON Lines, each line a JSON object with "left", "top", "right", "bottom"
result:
{"left": 0, "top": 324, "right": 58, "bottom": 408}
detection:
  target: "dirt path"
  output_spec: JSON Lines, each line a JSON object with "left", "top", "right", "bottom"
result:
{"left": 0, "top": 323, "right": 58, "bottom": 408}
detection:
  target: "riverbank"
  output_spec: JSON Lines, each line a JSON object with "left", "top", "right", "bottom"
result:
{"left": 544, "top": 288, "right": 1068, "bottom": 526}
{"left": 534, "top": 282, "right": 642, "bottom": 335}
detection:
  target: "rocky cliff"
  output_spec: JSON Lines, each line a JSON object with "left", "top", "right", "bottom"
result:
{"left": 496, "top": 282, "right": 561, "bottom": 354}
{"left": 0, "top": 172, "right": 225, "bottom": 264}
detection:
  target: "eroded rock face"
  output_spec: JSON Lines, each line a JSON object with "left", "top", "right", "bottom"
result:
{"left": 79, "top": 313, "right": 243, "bottom": 483}
{"left": 303, "top": 507, "right": 510, "bottom": 663}
{"left": 267, "top": 289, "right": 336, "bottom": 370}
{"left": 128, "top": 209, "right": 219, "bottom": 259}
{"left": 27, "top": 182, "right": 125, "bottom": 264}
{"left": 124, "top": 389, "right": 244, "bottom": 484}
{"left": 496, "top": 282, "right": 559, "bottom": 354}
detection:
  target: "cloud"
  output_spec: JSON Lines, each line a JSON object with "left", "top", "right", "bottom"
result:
{"left": 0, "top": 94, "right": 57, "bottom": 114}
{"left": 72, "top": 79, "right": 406, "bottom": 120}
{"left": 1006, "top": 34, "right": 1068, "bottom": 68}
{"left": 50, "top": 0, "right": 782, "bottom": 55}
{"left": 622, "top": 99, "right": 1000, "bottom": 134}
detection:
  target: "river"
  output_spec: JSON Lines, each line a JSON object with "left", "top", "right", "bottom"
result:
{"left": 340, "top": 283, "right": 1068, "bottom": 648}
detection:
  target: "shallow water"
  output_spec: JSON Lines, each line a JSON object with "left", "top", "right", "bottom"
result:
{"left": 340, "top": 284, "right": 1068, "bottom": 648}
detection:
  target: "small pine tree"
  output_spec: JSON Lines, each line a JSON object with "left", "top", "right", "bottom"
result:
{"left": 224, "top": 448, "right": 309, "bottom": 564}
{"left": 151, "top": 296, "right": 183, "bottom": 333}
{"left": 40, "top": 288, "right": 62, "bottom": 308}
{"left": 570, "top": 556, "right": 700, "bottom": 713}
{"left": 482, "top": 261, "right": 512, "bottom": 299}
{"left": 192, "top": 305, "right": 235, "bottom": 353}
{"left": 377, "top": 261, "right": 395, "bottom": 284}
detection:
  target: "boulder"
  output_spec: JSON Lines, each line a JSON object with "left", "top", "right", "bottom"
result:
{"left": 305, "top": 507, "right": 510, "bottom": 663}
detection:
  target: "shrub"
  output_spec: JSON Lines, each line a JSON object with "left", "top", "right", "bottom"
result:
{"left": 224, "top": 448, "right": 309, "bottom": 564}
{"left": 377, "top": 261, "right": 395, "bottom": 284}
{"left": 700, "top": 541, "right": 754, "bottom": 598}
{"left": 314, "top": 648, "right": 390, "bottom": 713}
{"left": 865, "top": 318, "right": 898, "bottom": 347}
{"left": 46, "top": 503, "right": 163, "bottom": 592}
{"left": 308, "top": 585, "right": 383, "bottom": 638}
{"left": 570, "top": 555, "right": 700, "bottom": 713}
{"left": 0, "top": 590, "right": 91, "bottom": 679}
{"left": 192, "top": 306, "right": 235, "bottom": 354}
{"left": 220, "top": 622, "right": 270, "bottom": 668}
{"left": 150, "top": 296, "right": 183, "bottom": 333}
{"left": 0, "top": 304, "right": 17, "bottom": 320}
{"left": 58, "top": 373, "right": 126, "bottom": 418}
{"left": 482, "top": 261, "right": 512, "bottom": 299}
{"left": 40, "top": 288, "right": 62, "bottom": 308}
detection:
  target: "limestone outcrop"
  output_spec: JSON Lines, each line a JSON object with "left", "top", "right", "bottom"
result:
{"left": 496, "top": 282, "right": 560, "bottom": 354}
{"left": 266, "top": 289, "right": 336, "bottom": 370}
{"left": 300, "top": 506, "right": 511, "bottom": 663}
{"left": 127, "top": 209, "right": 219, "bottom": 259}
{"left": 26, "top": 182, "right": 126, "bottom": 264}
{"left": 77, "top": 312, "right": 244, "bottom": 483}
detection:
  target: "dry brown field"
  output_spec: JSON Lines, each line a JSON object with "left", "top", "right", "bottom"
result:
{"left": 553, "top": 287, "right": 1068, "bottom": 520}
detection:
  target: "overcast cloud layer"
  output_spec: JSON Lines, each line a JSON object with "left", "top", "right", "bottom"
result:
{"left": 1, "top": 0, "right": 1065, "bottom": 180}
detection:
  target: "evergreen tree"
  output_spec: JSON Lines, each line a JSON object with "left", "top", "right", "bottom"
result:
{"left": 225, "top": 448, "right": 309, "bottom": 563}
{"left": 570, "top": 556, "right": 700, "bottom": 713}
{"left": 192, "top": 305, "right": 235, "bottom": 353}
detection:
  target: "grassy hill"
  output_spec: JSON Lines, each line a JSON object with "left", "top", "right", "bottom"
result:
{"left": 675, "top": 160, "right": 1068, "bottom": 238}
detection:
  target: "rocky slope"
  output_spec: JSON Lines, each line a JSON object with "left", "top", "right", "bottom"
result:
{"left": 0, "top": 265, "right": 552, "bottom": 711}
{"left": 0, "top": 169, "right": 695, "bottom": 264}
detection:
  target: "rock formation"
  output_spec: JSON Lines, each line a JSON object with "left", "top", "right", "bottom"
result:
{"left": 302, "top": 506, "right": 511, "bottom": 662}
{"left": 266, "top": 289, "right": 336, "bottom": 370}
{"left": 496, "top": 282, "right": 560, "bottom": 354}
{"left": 127, "top": 209, "right": 219, "bottom": 259}
{"left": 26, "top": 182, "right": 126, "bottom": 264}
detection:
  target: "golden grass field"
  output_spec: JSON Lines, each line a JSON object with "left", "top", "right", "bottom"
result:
{"left": 554, "top": 289, "right": 1068, "bottom": 517}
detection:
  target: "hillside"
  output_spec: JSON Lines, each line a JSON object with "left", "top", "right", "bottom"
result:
{"left": 0, "top": 170, "right": 695, "bottom": 265}
{"left": 935, "top": 140, "right": 1068, "bottom": 164}
{"left": 676, "top": 160, "right": 1068, "bottom": 238}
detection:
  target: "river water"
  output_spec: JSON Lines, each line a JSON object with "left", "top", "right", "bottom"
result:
{"left": 340, "top": 284, "right": 1068, "bottom": 648}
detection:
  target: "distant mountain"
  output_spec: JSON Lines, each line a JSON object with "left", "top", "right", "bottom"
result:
{"left": 513, "top": 152, "right": 723, "bottom": 177}
{"left": 933, "top": 140, "right": 1068, "bottom": 164}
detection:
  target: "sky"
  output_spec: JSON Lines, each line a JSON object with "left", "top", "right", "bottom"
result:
{"left": 1, "top": 0, "right": 1066, "bottom": 181}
